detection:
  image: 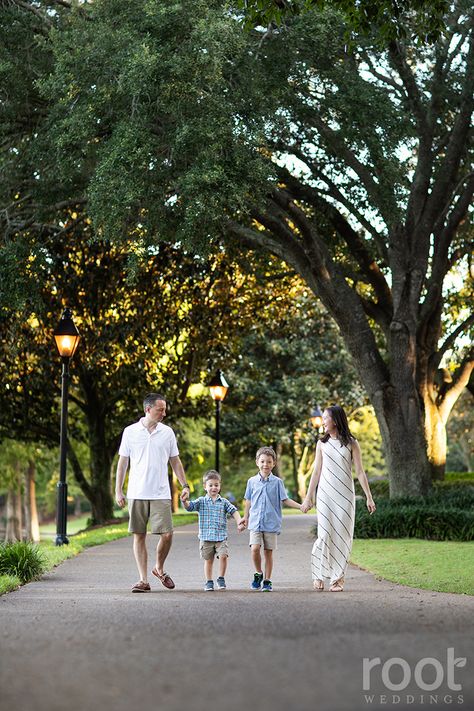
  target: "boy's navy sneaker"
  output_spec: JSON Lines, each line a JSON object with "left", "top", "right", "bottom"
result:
{"left": 204, "top": 580, "right": 214, "bottom": 591}
{"left": 262, "top": 579, "right": 273, "bottom": 592}
{"left": 216, "top": 576, "right": 226, "bottom": 590}
{"left": 251, "top": 572, "right": 264, "bottom": 590}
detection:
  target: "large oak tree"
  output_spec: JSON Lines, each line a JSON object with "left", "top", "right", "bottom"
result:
{"left": 1, "top": 0, "right": 473, "bottom": 496}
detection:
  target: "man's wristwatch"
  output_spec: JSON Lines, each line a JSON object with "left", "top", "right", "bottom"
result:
{"left": 182, "top": 483, "right": 190, "bottom": 489}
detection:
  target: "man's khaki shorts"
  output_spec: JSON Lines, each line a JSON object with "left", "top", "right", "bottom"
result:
{"left": 128, "top": 499, "right": 173, "bottom": 534}
{"left": 249, "top": 531, "right": 278, "bottom": 550}
{"left": 199, "top": 540, "right": 229, "bottom": 560}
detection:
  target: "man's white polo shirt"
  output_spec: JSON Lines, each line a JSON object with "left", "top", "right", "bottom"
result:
{"left": 118, "top": 420, "right": 179, "bottom": 499}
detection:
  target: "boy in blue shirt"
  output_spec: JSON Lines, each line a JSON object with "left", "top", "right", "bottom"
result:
{"left": 240, "top": 446, "right": 302, "bottom": 591}
{"left": 181, "top": 470, "right": 244, "bottom": 591}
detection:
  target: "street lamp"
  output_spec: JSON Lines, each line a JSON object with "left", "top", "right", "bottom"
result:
{"left": 208, "top": 369, "right": 229, "bottom": 472}
{"left": 53, "top": 308, "right": 80, "bottom": 546}
{"left": 310, "top": 405, "right": 323, "bottom": 433}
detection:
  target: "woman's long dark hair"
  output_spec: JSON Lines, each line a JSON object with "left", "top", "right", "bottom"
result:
{"left": 321, "top": 405, "right": 355, "bottom": 447}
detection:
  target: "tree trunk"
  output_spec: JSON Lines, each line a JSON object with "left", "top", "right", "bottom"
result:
{"left": 289, "top": 435, "right": 301, "bottom": 502}
{"left": 74, "top": 496, "right": 82, "bottom": 517}
{"left": 24, "top": 459, "right": 40, "bottom": 542}
{"left": 373, "top": 386, "right": 432, "bottom": 497}
{"left": 5, "top": 474, "right": 23, "bottom": 542}
{"left": 298, "top": 442, "right": 314, "bottom": 500}
{"left": 424, "top": 399, "right": 447, "bottom": 481}
{"left": 169, "top": 472, "right": 179, "bottom": 512}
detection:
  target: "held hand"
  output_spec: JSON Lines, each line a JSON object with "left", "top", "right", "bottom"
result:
{"left": 238, "top": 518, "right": 248, "bottom": 531}
{"left": 180, "top": 488, "right": 190, "bottom": 502}
{"left": 366, "top": 498, "right": 376, "bottom": 514}
{"left": 115, "top": 492, "right": 126, "bottom": 509}
{"left": 301, "top": 497, "right": 312, "bottom": 513}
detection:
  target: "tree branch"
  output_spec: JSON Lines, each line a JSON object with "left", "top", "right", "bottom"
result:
{"left": 439, "top": 354, "right": 474, "bottom": 422}
{"left": 435, "top": 314, "right": 474, "bottom": 366}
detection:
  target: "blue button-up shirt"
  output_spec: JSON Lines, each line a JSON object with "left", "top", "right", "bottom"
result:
{"left": 244, "top": 473, "right": 288, "bottom": 534}
{"left": 187, "top": 494, "right": 237, "bottom": 541}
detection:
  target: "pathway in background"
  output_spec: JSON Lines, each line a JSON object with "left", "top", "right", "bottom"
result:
{"left": 0, "top": 515, "right": 472, "bottom": 711}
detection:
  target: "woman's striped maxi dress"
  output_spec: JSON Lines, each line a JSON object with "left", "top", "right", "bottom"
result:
{"left": 311, "top": 437, "right": 355, "bottom": 585}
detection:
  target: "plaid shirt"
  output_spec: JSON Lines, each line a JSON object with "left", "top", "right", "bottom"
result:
{"left": 187, "top": 494, "right": 237, "bottom": 541}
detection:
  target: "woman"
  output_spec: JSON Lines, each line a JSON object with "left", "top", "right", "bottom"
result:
{"left": 301, "top": 405, "right": 376, "bottom": 592}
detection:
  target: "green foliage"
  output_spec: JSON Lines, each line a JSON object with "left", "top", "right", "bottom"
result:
{"left": 336, "top": 482, "right": 474, "bottom": 540}
{"left": 351, "top": 489, "right": 474, "bottom": 540}
{"left": 220, "top": 290, "right": 363, "bottom": 454}
{"left": 355, "top": 474, "right": 474, "bottom": 499}
{"left": 1, "top": 0, "right": 472, "bottom": 501}
{"left": 237, "top": 1, "right": 449, "bottom": 44}
{"left": 0, "top": 541, "right": 46, "bottom": 583}
{"left": 355, "top": 478, "right": 390, "bottom": 498}
{"left": 349, "top": 406, "right": 387, "bottom": 478}
{"left": 0, "top": 229, "right": 300, "bottom": 520}
{"left": 446, "top": 390, "right": 474, "bottom": 472}
{"left": 445, "top": 471, "right": 474, "bottom": 481}
{"left": 354, "top": 503, "right": 474, "bottom": 541}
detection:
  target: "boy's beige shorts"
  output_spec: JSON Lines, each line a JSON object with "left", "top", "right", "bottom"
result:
{"left": 199, "top": 540, "right": 229, "bottom": 560}
{"left": 248, "top": 531, "right": 278, "bottom": 550}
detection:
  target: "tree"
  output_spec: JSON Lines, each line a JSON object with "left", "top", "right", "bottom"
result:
{"left": 0, "top": 218, "right": 295, "bottom": 521}
{"left": 219, "top": 289, "right": 363, "bottom": 497}
{"left": 1, "top": 1, "right": 473, "bottom": 496}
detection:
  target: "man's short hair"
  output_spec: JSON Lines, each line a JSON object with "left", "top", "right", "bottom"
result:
{"left": 143, "top": 392, "right": 166, "bottom": 412}
{"left": 255, "top": 446, "right": 277, "bottom": 462}
{"left": 203, "top": 470, "right": 221, "bottom": 483}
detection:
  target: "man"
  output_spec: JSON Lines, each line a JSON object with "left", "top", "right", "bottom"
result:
{"left": 115, "top": 392, "right": 190, "bottom": 593}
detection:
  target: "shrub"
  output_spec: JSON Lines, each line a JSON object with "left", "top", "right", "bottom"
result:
{"left": 355, "top": 476, "right": 474, "bottom": 500}
{"left": 311, "top": 495, "right": 474, "bottom": 541}
{"left": 373, "top": 487, "right": 474, "bottom": 510}
{"left": 0, "top": 541, "right": 47, "bottom": 583}
{"left": 354, "top": 505, "right": 473, "bottom": 541}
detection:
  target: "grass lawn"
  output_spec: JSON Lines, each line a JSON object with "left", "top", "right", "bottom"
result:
{"left": 0, "top": 512, "right": 197, "bottom": 595}
{"left": 351, "top": 539, "right": 474, "bottom": 595}
{"left": 39, "top": 515, "right": 92, "bottom": 537}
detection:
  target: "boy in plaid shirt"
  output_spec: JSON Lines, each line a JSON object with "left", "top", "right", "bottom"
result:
{"left": 181, "top": 470, "right": 244, "bottom": 591}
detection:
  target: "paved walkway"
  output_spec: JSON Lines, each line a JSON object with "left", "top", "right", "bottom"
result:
{"left": 0, "top": 515, "right": 472, "bottom": 711}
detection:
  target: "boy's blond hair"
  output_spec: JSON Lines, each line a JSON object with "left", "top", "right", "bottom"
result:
{"left": 203, "top": 469, "right": 221, "bottom": 484}
{"left": 255, "top": 446, "right": 277, "bottom": 462}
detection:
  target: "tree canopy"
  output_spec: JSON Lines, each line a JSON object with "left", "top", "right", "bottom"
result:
{"left": 238, "top": 0, "right": 449, "bottom": 44}
{"left": 1, "top": 0, "right": 473, "bottom": 497}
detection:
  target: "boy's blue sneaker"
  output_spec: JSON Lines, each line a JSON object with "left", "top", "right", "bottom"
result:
{"left": 251, "top": 572, "right": 264, "bottom": 590}
{"left": 216, "top": 576, "right": 226, "bottom": 590}
{"left": 261, "top": 579, "right": 273, "bottom": 592}
{"left": 204, "top": 580, "right": 214, "bottom": 591}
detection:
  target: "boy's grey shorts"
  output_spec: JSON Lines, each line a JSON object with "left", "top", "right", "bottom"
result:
{"left": 249, "top": 531, "right": 278, "bottom": 550}
{"left": 199, "top": 540, "right": 229, "bottom": 560}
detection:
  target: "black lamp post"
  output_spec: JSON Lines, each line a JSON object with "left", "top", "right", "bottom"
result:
{"left": 53, "top": 308, "right": 80, "bottom": 546}
{"left": 208, "top": 369, "right": 229, "bottom": 472}
{"left": 310, "top": 405, "right": 323, "bottom": 434}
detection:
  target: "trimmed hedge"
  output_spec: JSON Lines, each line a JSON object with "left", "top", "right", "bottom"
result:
{"left": 355, "top": 475, "right": 474, "bottom": 499}
{"left": 354, "top": 502, "right": 474, "bottom": 541}
{"left": 311, "top": 487, "right": 474, "bottom": 540}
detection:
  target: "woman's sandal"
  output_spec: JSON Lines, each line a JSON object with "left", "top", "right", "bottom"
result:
{"left": 313, "top": 579, "right": 324, "bottom": 591}
{"left": 329, "top": 578, "right": 344, "bottom": 592}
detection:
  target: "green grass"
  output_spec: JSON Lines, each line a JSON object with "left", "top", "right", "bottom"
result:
{"left": 39, "top": 515, "right": 91, "bottom": 536}
{"left": 0, "top": 513, "right": 197, "bottom": 595}
{"left": 351, "top": 539, "right": 474, "bottom": 595}
{"left": 0, "top": 574, "right": 22, "bottom": 595}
